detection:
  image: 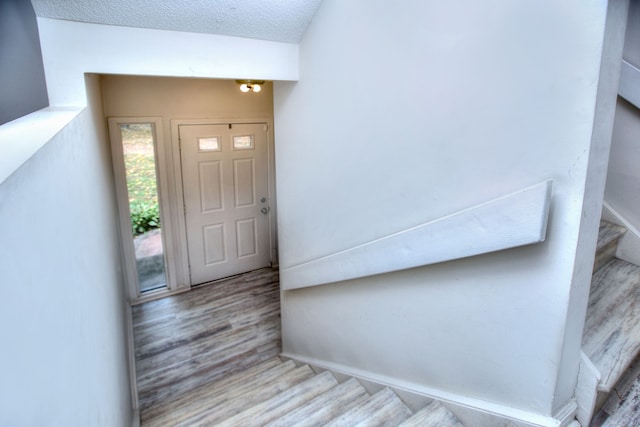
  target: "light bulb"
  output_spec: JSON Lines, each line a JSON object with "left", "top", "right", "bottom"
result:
{"left": 240, "top": 84, "right": 250, "bottom": 93}
{"left": 252, "top": 84, "right": 261, "bottom": 93}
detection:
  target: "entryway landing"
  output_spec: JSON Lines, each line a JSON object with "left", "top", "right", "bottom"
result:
{"left": 131, "top": 268, "right": 464, "bottom": 426}
{"left": 133, "top": 268, "right": 282, "bottom": 424}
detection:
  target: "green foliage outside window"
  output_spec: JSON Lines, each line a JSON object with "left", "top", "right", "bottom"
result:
{"left": 122, "top": 124, "right": 161, "bottom": 236}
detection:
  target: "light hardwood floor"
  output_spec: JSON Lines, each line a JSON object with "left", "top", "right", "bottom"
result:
{"left": 132, "top": 268, "right": 281, "bottom": 425}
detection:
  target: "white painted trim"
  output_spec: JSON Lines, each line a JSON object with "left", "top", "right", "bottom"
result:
{"left": 619, "top": 60, "right": 640, "bottom": 110}
{"left": 129, "top": 285, "right": 190, "bottom": 306}
{"left": 131, "top": 408, "right": 140, "bottom": 427}
{"left": 280, "top": 351, "right": 575, "bottom": 427}
{"left": 553, "top": 402, "right": 579, "bottom": 427}
{"left": 125, "top": 303, "right": 139, "bottom": 410}
{"left": 575, "top": 351, "right": 601, "bottom": 427}
{"left": 108, "top": 118, "right": 144, "bottom": 301}
{"left": 170, "top": 118, "right": 278, "bottom": 285}
{"left": 169, "top": 122, "right": 191, "bottom": 287}
{"left": 281, "top": 180, "right": 553, "bottom": 290}
{"left": 602, "top": 201, "right": 640, "bottom": 267}
{"left": 153, "top": 118, "right": 183, "bottom": 294}
{"left": 0, "top": 107, "right": 82, "bottom": 185}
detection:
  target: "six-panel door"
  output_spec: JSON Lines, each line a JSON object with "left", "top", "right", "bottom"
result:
{"left": 179, "top": 123, "right": 270, "bottom": 285}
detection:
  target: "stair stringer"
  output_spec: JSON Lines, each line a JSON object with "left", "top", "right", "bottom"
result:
{"left": 602, "top": 202, "right": 640, "bottom": 268}
{"left": 575, "top": 351, "right": 602, "bottom": 426}
{"left": 281, "top": 351, "right": 577, "bottom": 427}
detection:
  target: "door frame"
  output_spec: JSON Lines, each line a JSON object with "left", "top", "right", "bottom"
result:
{"left": 171, "top": 118, "right": 278, "bottom": 286}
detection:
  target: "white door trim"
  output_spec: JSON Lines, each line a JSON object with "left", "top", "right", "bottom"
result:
{"left": 170, "top": 118, "right": 277, "bottom": 285}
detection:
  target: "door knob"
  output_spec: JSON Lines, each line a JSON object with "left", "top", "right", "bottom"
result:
{"left": 261, "top": 207, "right": 270, "bottom": 214}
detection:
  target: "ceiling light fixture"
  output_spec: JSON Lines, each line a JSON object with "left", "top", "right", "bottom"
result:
{"left": 236, "top": 80, "right": 264, "bottom": 93}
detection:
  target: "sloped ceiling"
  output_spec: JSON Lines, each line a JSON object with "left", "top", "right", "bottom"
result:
{"left": 30, "top": 0, "right": 323, "bottom": 43}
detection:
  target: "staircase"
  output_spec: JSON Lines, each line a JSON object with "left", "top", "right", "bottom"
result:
{"left": 135, "top": 223, "right": 640, "bottom": 427}
{"left": 141, "top": 356, "right": 463, "bottom": 426}
{"left": 581, "top": 221, "right": 640, "bottom": 425}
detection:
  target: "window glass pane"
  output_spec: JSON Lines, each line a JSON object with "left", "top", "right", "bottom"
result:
{"left": 119, "top": 123, "right": 168, "bottom": 293}
{"left": 233, "top": 135, "right": 254, "bottom": 150}
{"left": 199, "top": 137, "right": 220, "bottom": 151}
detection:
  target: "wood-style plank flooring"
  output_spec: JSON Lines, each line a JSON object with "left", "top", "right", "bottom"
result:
{"left": 132, "top": 268, "right": 281, "bottom": 425}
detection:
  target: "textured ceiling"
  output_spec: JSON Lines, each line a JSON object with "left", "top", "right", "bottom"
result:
{"left": 30, "top": 0, "right": 323, "bottom": 43}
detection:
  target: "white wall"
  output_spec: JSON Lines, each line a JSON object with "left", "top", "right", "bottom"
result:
{"left": 605, "top": 97, "right": 640, "bottom": 234}
{"left": 623, "top": 0, "right": 640, "bottom": 67}
{"left": 275, "top": 0, "right": 623, "bottom": 422}
{"left": 36, "top": 18, "right": 298, "bottom": 106}
{"left": 605, "top": 2, "right": 640, "bottom": 234}
{"left": 0, "top": 75, "right": 132, "bottom": 426}
{"left": 7, "top": 17, "right": 299, "bottom": 425}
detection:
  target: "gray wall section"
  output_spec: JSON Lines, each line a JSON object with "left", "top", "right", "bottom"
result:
{"left": 605, "top": 3, "right": 640, "bottom": 232}
{"left": 0, "top": 0, "right": 49, "bottom": 125}
{"left": 624, "top": 0, "right": 640, "bottom": 68}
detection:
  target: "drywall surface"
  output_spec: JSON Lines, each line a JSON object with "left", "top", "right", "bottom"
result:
{"left": 618, "top": 1, "right": 640, "bottom": 109}
{"left": 101, "top": 75, "right": 274, "bottom": 118}
{"left": 0, "top": 107, "right": 82, "bottom": 185}
{"left": 36, "top": 17, "right": 298, "bottom": 106}
{"left": 606, "top": 2, "right": 640, "bottom": 232}
{"left": 605, "top": 98, "right": 640, "bottom": 232}
{"left": 274, "top": 0, "right": 617, "bottom": 420}
{"left": 0, "top": 75, "right": 132, "bottom": 426}
{"left": 623, "top": 0, "right": 640, "bottom": 67}
{"left": 0, "top": 0, "right": 48, "bottom": 125}
{"left": 559, "top": 0, "right": 629, "bottom": 415}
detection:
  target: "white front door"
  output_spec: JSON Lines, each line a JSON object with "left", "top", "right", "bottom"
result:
{"left": 179, "top": 123, "right": 271, "bottom": 285}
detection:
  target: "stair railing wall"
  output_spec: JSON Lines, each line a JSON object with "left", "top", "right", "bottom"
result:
{"left": 281, "top": 181, "right": 553, "bottom": 290}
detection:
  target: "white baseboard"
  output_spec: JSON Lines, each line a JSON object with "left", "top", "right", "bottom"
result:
{"left": 602, "top": 202, "right": 640, "bottom": 267}
{"left": 281, "top": 351, "right": 576, "bottom": 427}
{"left": 125, "top": 300, "right": 140, "bottom": 412}
{"left": 575, "top": 352, "right": 602, "bottom": 426}
{"left": 131, "top": 408, "right": 140, "bottom": 427}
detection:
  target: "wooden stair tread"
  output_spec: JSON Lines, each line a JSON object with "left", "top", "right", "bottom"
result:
{"left": 137, "top": 316, "right": 282, "bottom": 411}
{"left": 597, "top": 221, "right": 627, "bottom": 253}
{"left": 594, "top": 221, "right": 626, "bottom": 272}
{"left": 142, "top": 356, "right": 289, "bottom": 424}
{"left": 583, "top": 259, "right": 640, "bottom": 392}
{"left": 174, "top": 364, "right": 317, "bottom": 426}
{"left": 601, "top": 377, "right": 640, "bottom": 427}
{"left": 399, "top": 401, "right": 463, "bottom": 427}
{"left": 143, "top": 357, "right": 294, "bottom": 426}
{"left": 324, "top": 387, "right": 413, "bottom": 427}
{"left": 216, "top": 370, "right": 339, "bottom": 426}
{"left": 266, "top": 378, "right": 370, "bottom": 427}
